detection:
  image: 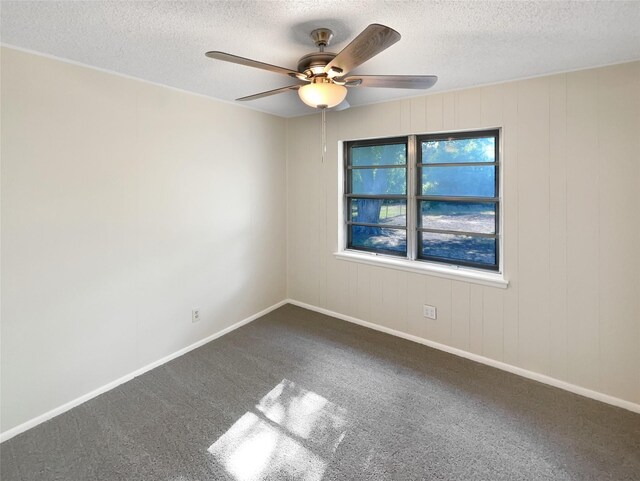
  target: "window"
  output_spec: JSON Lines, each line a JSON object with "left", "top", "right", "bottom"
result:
{"left": 345, "top": 138, "right": 408, "bottom": 257}
{"left": 344, "top": 129, "right": 500, "bottom": 272}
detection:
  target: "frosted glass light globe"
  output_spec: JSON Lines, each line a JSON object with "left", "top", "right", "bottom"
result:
{"left": 298, "top": 81, "right": 347, "bottom": 109}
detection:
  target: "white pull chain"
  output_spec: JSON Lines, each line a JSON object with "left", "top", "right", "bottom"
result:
{"left": 321, "top": 107, "right": 326, "bottom": 163}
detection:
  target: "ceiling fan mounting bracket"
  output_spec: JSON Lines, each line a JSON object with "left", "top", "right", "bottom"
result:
{"left": 310, "top": 28, "right": 334, "bottom": 50}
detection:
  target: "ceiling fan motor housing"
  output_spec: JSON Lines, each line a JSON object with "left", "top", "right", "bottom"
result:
{"left": 297, "top": 52, "right": 336, "bottom": 77}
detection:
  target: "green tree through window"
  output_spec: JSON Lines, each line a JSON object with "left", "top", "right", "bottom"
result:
{"left": 347, "top": 140, "right": 407, "bottom": 255}
{"left": 345, "top": 130, "right": 500, "bottom": 271}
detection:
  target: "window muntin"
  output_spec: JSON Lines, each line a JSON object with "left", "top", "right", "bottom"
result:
{"left": 344, "top": 130, "right": 500, "bottom": 272}
{"left": 345, "top": 138, "right": 408, "bottom": 257}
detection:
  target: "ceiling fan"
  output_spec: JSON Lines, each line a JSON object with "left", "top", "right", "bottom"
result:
{"left": 205, "top": 24, "right": 438, "bottom": 110}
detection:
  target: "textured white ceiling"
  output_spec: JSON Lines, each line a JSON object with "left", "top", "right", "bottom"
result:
{"left": 2, "top": 1, "right": 639, "bottom": 117}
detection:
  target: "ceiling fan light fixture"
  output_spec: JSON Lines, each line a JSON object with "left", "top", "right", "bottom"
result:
{"left": 207, "top": 24, "right": 436, "bottom": 112}
{"left": 298, "top": 79, "right": 347, "bottom": 109}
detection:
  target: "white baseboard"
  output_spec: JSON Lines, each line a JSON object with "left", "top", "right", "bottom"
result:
{"left": 4, "top": 297, "right": 637, "bottom": 443}
{"left": 0, "top": 299, "right": 288, "bottom": 443}
{"left": 286, "top": 298, "right": 640, "bottom": 415}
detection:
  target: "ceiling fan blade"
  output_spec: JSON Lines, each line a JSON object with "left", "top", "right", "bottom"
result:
{"left": 236, "top": 85, "right": 301, "bottom": 102}
{"left": 333, "top": 100, "right": 350, "bottom": 111}
{"left": 324, "top": 24, "right": 400, "bottom": 77}
{"left": 205, "top": 51, "right": 303, "bottom": 79}
{"left": 343, "top": 75, "right": 438, "bottom": 89}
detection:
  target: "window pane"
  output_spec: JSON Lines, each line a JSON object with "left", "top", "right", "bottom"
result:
{"left": 351, "top": 168, "right": 406, "bottom": 195}
{"left": 351, "top": 143, "right": 406, "bottom": 166}
{"left": 420, "top": 201, "right": 496, "bottom": 234}
{"left": 420, "top": 232, "right": 496, "bottom": 266}
{"left": 421, "top": 136, "right": 495, "bottom": 164}
{"left": 350, "top": 199, "right": 406, "bottom": 226}
{"left": 350, "top": 226, "right": 406, "bottom": 254}
{"left": 421, "top": 165, "right": 495, "bottom": 197}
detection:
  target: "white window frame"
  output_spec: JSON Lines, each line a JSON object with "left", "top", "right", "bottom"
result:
{"left": 335, "top": 128, "right": 508, "bottom": 289}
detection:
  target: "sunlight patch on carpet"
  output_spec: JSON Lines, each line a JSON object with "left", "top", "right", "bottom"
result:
{"left": 208, "top": 379, "right": 348, "bottom": 481}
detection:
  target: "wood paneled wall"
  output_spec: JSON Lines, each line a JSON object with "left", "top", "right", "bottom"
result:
{"left": 286, "top": 62, "right": 640, "bottom": 404}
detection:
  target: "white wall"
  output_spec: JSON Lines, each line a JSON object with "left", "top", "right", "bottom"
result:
{"left": 286, "top": 61, "right": 640, "bottom": 405}
{"left": 2, "top": 48, "right": 638, "bottom": 435}
{"left": 1, "top": 47, "right": 287, "bottom": 432}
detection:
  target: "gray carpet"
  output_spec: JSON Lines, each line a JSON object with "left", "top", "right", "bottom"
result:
{"left": 1, "top": 304, "right": 639, "bottom": 480}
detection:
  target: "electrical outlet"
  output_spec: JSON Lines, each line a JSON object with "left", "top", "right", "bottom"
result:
{"left": 192, "top": 308, "right": 200, "bottom": 323}
{"left": 423, "top": 304, "right": 437, "bottom": 320}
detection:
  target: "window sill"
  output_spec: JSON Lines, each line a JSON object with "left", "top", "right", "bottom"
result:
{"left": 333, "top": 250, "right": 509, "bottom": 289}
